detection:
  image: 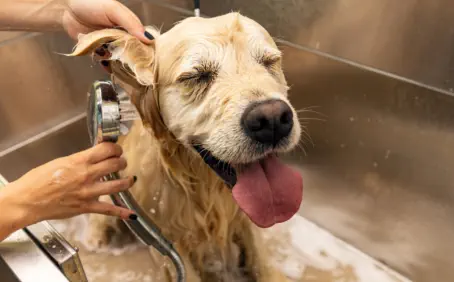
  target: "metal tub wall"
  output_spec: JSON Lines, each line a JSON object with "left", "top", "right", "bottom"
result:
{"left": 162, "top": 0, "right": 454, "bottom": 92}
{"left": 0, "top": 1, "right": 452, "bottom": 281}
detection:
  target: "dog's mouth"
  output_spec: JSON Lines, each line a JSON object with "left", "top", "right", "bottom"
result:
{"left": 193, "top": 145, "right": 303, "bottom": 228}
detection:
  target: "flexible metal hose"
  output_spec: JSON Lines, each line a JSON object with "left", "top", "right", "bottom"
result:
{"left": 105, "top": 174, "right": 186, "bottom": 282}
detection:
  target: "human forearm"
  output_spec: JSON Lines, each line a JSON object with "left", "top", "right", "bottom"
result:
{"left": 0, "top": 0, "right": 152, "bottom": 43}
{"left": 0, "top": 0, "right": 65, "bottom": 32}
{"left": 0, "top": 144, "right": 136, "bottom": 242}
{"left": 0, "top": 183, "right": 35, "bottom": 242}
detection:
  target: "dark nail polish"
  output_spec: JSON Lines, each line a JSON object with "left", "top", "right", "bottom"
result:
{"left": 129, "top": 214, "right": 138, "bottom": 220}
{"left": 144, "top": 31, "right": 154, "bottom": 40}
{"left": 133, "top": 176, "right": 137, "bottom": 183}
{"left": 101, "top": 60, "right": 109, "bottom": 67}
{"left": 95, "top": 47, "right": 106, "bottom": 56}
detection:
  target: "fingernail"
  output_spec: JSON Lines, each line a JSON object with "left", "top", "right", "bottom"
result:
{"left": 95, "top": 47, "right": 106, "bottom": 56}
{"left": 129, "top": 214, "right": 138, "bottom": 220}
{"left": 101, "top": 60, "right": 109, "bottom": 67}
{"left": 144, "top": 31, "right": 154, "bottom": 40}
{"left": 133, "top": 176, "right": 137, "bottom": 183}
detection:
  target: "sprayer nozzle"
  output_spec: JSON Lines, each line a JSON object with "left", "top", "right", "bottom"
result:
{"left": 88, "top": 80, "right": 140, "bottom": 144}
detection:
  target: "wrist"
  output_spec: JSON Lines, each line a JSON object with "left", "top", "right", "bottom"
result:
{"left": 0, "top": 182, "right": 37, "bottom": 240}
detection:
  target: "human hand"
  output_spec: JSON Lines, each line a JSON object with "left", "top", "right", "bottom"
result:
{"left": 61, "top": 0, "right": 153, "bottom": 43}
{"left": 4, "top": 143, "right": 136, "bottom": 227}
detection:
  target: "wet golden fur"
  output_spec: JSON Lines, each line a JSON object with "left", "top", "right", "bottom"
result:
{"left": 70, "top": 12, "right": 299, "bottom": 281}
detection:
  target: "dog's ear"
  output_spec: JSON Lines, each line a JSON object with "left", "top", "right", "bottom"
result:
{"left": 68, "top": 28, "right": 168, "bottom": 140}
{"left": 69, "top": 28, "right": 157, "bottom": 86}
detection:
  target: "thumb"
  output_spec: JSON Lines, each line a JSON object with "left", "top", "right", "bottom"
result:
{"left": 105, "top": 1, "right": 153, "bottom": 44}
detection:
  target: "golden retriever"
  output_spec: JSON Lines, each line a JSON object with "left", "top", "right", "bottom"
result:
{"left": 70, "top": 12, "right": 303, "bottom": 282}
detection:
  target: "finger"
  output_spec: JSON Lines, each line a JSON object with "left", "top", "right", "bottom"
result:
{"left": 87, "top": 176, "right": 135, "bottom": 198}
{"left": 86, "top": 201, "right": 136, "bottom": 220}
{"left": 85, "top": 143, "right": 123, "bottom": 164}
{"left": 89, "top": 157, "right": 127, "bottom": 179}
{"left": 105, "top": 1, "right": 153, "bottom": 44}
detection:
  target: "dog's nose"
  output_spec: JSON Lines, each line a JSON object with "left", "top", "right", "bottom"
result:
{"left": 242, "top": 99, "right": 294, "bottom": 146}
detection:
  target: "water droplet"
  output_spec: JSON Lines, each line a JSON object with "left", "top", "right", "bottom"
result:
{"left": 384, "top": 150, "right": 391, "bottom": 159}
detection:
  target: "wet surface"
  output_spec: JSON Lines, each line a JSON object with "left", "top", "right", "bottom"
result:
{"left": 78, "top": 248, "right": 156, "bottom": 282}
{"left": 50, "top": 214, "right": 409, "bottom": 282}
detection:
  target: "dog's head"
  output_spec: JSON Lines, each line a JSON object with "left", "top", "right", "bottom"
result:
{"left": 71, "top": 12, "right": 303, "bottom": 228}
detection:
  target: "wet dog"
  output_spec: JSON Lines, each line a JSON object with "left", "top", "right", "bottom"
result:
{"left": 71, "top": 12, "right": 303, "bottom": 282}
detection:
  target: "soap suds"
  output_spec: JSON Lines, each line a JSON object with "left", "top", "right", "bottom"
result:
{"left": 51, "top": 169, "right": 66, "bottom": 184}
{"left": 50, "top": 214, "right": 411, "bottom": 282}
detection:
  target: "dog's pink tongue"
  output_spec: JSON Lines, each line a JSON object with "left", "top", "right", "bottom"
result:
{"left": 232, "top": 156, "right": 303, "bottom": 228}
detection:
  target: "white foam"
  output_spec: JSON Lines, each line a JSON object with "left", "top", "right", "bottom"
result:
{"left": 51, "top": 168, "right": 66, "bottom": 184}
{"left": 52, "top": 215, "right": 145, "bottom": 256}
{"left": 50, "top": 213, "right": 411, "bottom": 281}
{"left": 83, "top": 264, "right": 108, "bottom": 281}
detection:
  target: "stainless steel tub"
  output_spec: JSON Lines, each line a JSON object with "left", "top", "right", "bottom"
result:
{"left": 0, "top": 1, "right": 452, "bottom": 281}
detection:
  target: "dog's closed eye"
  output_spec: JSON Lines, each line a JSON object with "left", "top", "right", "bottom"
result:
{"left": 177, "top": 61, "right": 219, "bottom": 85}
{"left": 176, "top": 61, "right": 220, "bottom": 101}
{"left": 177, "top": 69, "right": 214, "bottom": 84}
{"left": 258, "top": 53, "right": 281, "bottom": 69}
